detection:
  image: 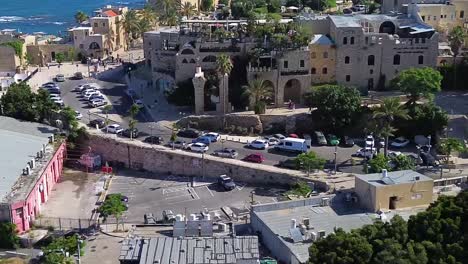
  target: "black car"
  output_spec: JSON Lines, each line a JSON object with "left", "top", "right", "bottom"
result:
{"left": 177, "top": 128, "right": 201, "bottom": 138}
{"left": 144, "top": 136, "right": 164, "bottom": 144}
{"left": 121, "top": 128, "right": 140, "bottom": 138}
{"left": 277, "top": 159, "right": 299, "bottom": 169}
{"left": 420, "top": 152, "right": 438, "bottom": 166}
{"left": 89, "top": 119, "right": 105, "bottom": 128}
{"left": 342, "top": 136, "right": 355, "bottom": 147}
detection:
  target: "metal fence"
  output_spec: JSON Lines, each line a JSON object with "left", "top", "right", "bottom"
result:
{"left": 33, "top": 217, "right": 98, "bottom": 231}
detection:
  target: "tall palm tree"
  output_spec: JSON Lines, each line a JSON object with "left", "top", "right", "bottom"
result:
{"left": 74, "top": 11, "right": 88, "bottom": 24}
{"left": 139, "top": 4, "right": 158, "bottom": 30}
{"left": 373, "top": 97, "right": 409, "bottom": 157}
{"left": 448, "top": 26, "right": 467, "bottom": 89}
{"left": 160, "top": 9, "right": 179, "bottom": 27}
{"left": 102, "top": 105, "right": 112, "bottom": 133}
{"left": 105, "top": 27, "right": 116, "bottom": 53}
{"left": 216, "top": 54, "right": 233, "bottom": 115}
{"left": 180, "top": 2, "right": 197, "bottom": 18}
{"left": 242, "top": 79, "right": 273, "bottom": 114}
{"left": 121, "top": 10, "right": 140, "bottom": 50}
{"left": 128, "top": 104, "right": 140, "bottom": 140}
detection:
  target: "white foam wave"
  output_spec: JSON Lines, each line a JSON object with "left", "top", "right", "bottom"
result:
{"left": 0, "top": 16, "right": 25, "bottom": 22}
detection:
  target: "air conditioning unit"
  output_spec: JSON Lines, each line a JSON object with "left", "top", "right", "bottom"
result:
{"left": 321, "top": 197, "right": 330, "bottom": 207}
{"left": 310, "top": 231, "right": 318, "bottom": 241}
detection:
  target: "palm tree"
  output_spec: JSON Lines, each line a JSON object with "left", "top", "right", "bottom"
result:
{"left": 242, "top": 79, "right": 273, "bottom": 114}
{"left": 216, "top": 54, "right": 233, "bottom": 115}
{"left": 160, "top": 9, "right": 179, "bottom": 27}
{"left": 102, "top": 105, "right": 112, "bottom": 133}
{"left": 448, "top": 26, "right": 467, "bottom": 89}
{"left": 127, "top": 104, "right": 140, "bottom": 140}
{"left": 121, "top": 10, "right": 140, "bottom": 50}
{"left": 74, "top": 11, "right": 88, "bottom": 24}
{"left": 373, "top": 97, "right": 409, "bottom": 157}
{"left": 105, "top": 27, "right": 116, "bottom": 53}
{"left": 139, "top": 4, "right": 158, "bottom": 30}
{"left": 180, "top": 2, "right": 197, "bottom": 18}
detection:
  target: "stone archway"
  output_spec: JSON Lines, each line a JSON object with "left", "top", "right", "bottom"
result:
{"left": 283, "top": 79, "right": 301, "bottom": 104}
{"left": 89, "top": 42, "right": 101, "bottom": 50}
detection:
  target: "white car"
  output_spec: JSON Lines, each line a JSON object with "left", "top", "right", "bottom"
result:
{"left": 365, "top": 135, "right": 374, "bottom": 148}
{"left": 204, "top": 132, "right": 221, "bottom": 142}
{"left": 81, "top": 88, "right": 97, "bottom": 95}
{"left": 186, "top": 142, "right": 209, "bottom": 153}
{"left": 106, "top": 124, "right": 124, "bottom": 134}
{"left": 266, "top": 137, "right": 280, "bottom": 146}
{"left": 52, "top": 98, "right": 64, "bottom": 107}
{"left": 353, "top": 148, "right": 375, "bottom": 158}
{"left": 84, "top": 91, "right": 102, "bottom": 100}
{"left": 49, "top": 94, "right": 61, "bottom": 100}
{"left": 88, "top": 99, "right": 107, "bottom": 108}
{"left": 391, "top": 137, "right": 410, "bottom": 148}
{"left": 75, "top": 111, "right": 83, "bottom": 120}
{"left": 55, "top": 74, "right": 65, "bottom": 82}
{"left": 249, "top": 139, "right": 269, "bottom": 150}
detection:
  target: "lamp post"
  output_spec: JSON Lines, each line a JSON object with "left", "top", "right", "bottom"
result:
{"left": 250, "top": 190, "right": 255, "bottom": 204}
{"left": 334, "top": 145, "right": 338, "bottom": 174}
{"left": 221, "top": 138, "right": 226, "bottom": 150}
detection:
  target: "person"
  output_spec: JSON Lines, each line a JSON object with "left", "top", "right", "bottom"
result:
{"left": 288, "top": 99, "right": 292, "bottom": 109}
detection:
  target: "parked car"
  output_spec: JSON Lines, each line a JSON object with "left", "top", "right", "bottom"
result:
{"left": 74, "top": 84, "right": 86, "bottom": 92}
{"left": 391, "top": 137, "right": 410, "bottom": 148}
{"left": 249, "top": 139, "right": 269, "bottom": 150}
{"left": 273, "top": 134, "right": 286, "bottom": 140}
{"left": 162, "top": 210, "right": 176, "bottom": 223}
{"left": 49, "top": 94, "right": 61, "bottom": 100}
{"left": 352, "top": 148, "right": 376, "bottom": 158}
{"left": 88, "top": 99, "right": 107, "bottom": 108}
{"left": 274, "top": 138, "right": 308, "bottom": 153}
{"left": 55, "top": 74, "right": 65, "bottom": 82}
{"left": 106, "top": 124, "right": 124, "bottom": 134}
{"left": 89, "top": 119, "right": 105, "bottom": 128}
{"left": 168, "top": 140, "right": 186, "bottom": 149}
{"left": 342, "top": 136, "right": 354, "bottom": 147}
{"left": 376, "top": 137, "right": 385, "bottom": 148}
{"left": 288, "top": 133, "right": 299, "bottom": 138}
{"left": 192, "top": 136, "right": 212, "bottom": 145}
{"left": 327, "top": 134, "right": 340, "bottom": 146}
{"left": 213, "top": 148, "right": 238, "bottom": 158}
{"left": 74, "top": 72, "right": 84, "bottom": 80}
{"left": 121, "top": 128, "right": 139, "bottom": 138}
{"left": 186, "top": 142, "right": 209, "bottom": 153}
{"left": 144, "top": 213, "right": 157, "bottom": 225}
{"left": 84, "top": 91, "right": 102, "bottom": 100}
{"left": 75, "top": 111, "right": 83, "bottom": 120}
{"left": 177, "top": 128, "right": 201, "bottom": 138}
{"left": 46, "top": 88, "right": 61, "bottom": 95}
{"left": 42, "top": 83, "right": 59, "bottom": 89}
{"left": 314, "top": 131, "right": 327, "bottom": 145}
{"left": 204, "top": 132, "right": 221, "bottom": 142}
{"left": 420, "top": 152, "right": 438, "bottom": 166}
{"left": 277, "top": 159, "right": 299, "bottom": 169}
{"left": 353, "top": 4, "right": 366, "bottom": 11}
{"left": 52, "top": 98, "right": 64, "bottom": 107}
{"left": 88, "top": 94, "right": 105, "bottom": 102}
{"left": 266, "top": 137, "right": 280, "bottom": 146}
{"left": 42, "top": 82, "right": 56, "bottom": 87}
{"left": 303, "top": 134, "right": 312, "bottom": 148}
{"left": 365, "top": 135, "right": 375, "bottom": 148}
{"left": 81, "top": 88, "right": 97, "bottom": 95}
{"left": 144, "top": 136, "right": 164, "bottom": 144}
{"left": 243, "top": 153, "right": 265, "bottom": 163}
{"left": 218, "top": 175, "right": 236, "bottom": 190}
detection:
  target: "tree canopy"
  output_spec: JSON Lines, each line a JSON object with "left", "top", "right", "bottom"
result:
{"left": 99, "top": 193, "right": 127, "bottom": 231}
{"left": 295, "top": 151, "right": 326, "bottom": 176}
{"left": 42, "top": 235, "right": 84, "bottom": 264}
{"left": 0, "top": 222, "right": 19, "bottom": 249}
{"left": 303, "top": 84, "right": 362, "bottom": 134}
{"left": 391, "top": 67, "right": 442, "bottom": 104}
{"left": 308, "top": 191, "right": 468, "bottom": 264}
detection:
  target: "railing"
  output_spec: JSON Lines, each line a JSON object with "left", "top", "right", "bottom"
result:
{"left": 280, "top": 70, "right": 309, "bottom": 76}
{"left": 34, "top": 217, "right": 98, "bottom": 231}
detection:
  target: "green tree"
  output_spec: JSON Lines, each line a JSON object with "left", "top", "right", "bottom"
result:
{"left": 180, "top": 2, "right": 197, "bottom": 17}
{"left": 1, "top": 83, "right": 37, "bottom": 121}
{"left": 0, "top": 222, "right": 19, "bottom": 249}
{"left": 102, "top": 105, "right": 113, "bottom": 133}
{"left": 439, "top": 137, "right": 465, "bottom": 165}
{"left": 267, "top": 0, "right": 281, "bottom": 13}
{"left": 121, "top": 10, "right": 141, "bottom": 49}
{"left": 42, "top": 235, "right": 84, "bottom": 264}
{"left": 74, "top": 11, "right": 88, "bottom": 24}
{"left": 35, "top": 89, "right": 59, "bottom": 123}
{"left": 139, "top": 4, "right": 158, "bottom": 30}
{"left": 242, "top": 79, "right": 273, "bottom": 114}
{"left": 231, "top": 0, "right": 254, "bottom": 18}
{"left": 372, "top": 97, "right": 409, "bottom": 157}
{"left": 395, "top": 103, "right": 448, "bottom": 139}
{"left": 128, "top": 104, "right": 140, "bottom": 140}
{"left": 391, "top": 154, "right": 415, "bottom": 171}
{"left": 67, "top": 48, "right": 75, "bottom": 63}
{"left": 201, "top": 0, "right": 214, "bottom": 11}
{"left": 99, "top": 193, "right": 127, "bottom": 231}
{"left": 391, "top": 67, "right": 442, "bottom": 105}
{"left": 216, "top": 54, "right": 233, "bottom": 115}
{"left": 60, "top": 107, "right": 78, "bottom": 132}
{"left": 309, "top": 228, "right": 373, "bottom": 264}
{"left": 55, "top": 53, "right": 65, "bottom": 64}
{"left": 448, "top": 26, "right": 467, "bottom": 89}
{"left": 303, "top": 84, "right": 361, "bottom": 134}
{"left": 368, "top": 153, "right": 391, "bottom": 173}
{"left": 295, "top": 151, "right": 326, "bottom": 176}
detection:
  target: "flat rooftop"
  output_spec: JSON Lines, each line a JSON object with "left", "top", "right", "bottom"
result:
{"left": 0, "top": 117, "right": 58, "bottom": 202}
{"left": 119, "top": 236, "right": 259, "bottom": 264}
{"left": 252, "top": 196, "right": 425, "bottom": 263}
{"left": 355, "top": 170, "right": 433, "bottom": 187}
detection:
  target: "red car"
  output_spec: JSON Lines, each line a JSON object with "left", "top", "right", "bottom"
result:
{"left": 243, "top": 153, "right": 265, "bottom": 163}
{"left": 289, "top": 133, "right": 299, "bottom": 138}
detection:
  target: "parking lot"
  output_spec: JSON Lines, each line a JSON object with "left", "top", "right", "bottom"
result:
{"left": 106, "top": 170, "right": 285, "bottom": 223}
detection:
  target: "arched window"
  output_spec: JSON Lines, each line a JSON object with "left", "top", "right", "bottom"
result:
{"left": 311, "top": 67, "right": 316, "bottom": 74}
{"left": 322, "top": 67, "right": 328, "bottom": 74}
{"left": 181, "top": 49, "right": 194, "bottom": 55}
{"left": 182, "top": 58, "right": 188, "bottom": 63}
{"left": 350, "top": 37, "right": 355, "bottom": 44}
{"left": 393, "top": 54, "right": 400, "bottom": 65}
{"left": 418, "top": 55, "right": 424, "bottom": 65}
{"left": 345, "top": 56, "right": 350, "bottom": 64}
{"left": 368, "top": 55, "right": 375, "bottom": 66}
{"left": 343, "top": 37, "right": 348, "bottom": 45}
{"left": 202, "top": 55, "right": 217, "bottom": 62}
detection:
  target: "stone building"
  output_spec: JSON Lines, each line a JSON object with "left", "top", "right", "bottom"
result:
{"left": 0, "top": 45, "right": 20, "bottom": 75}
{"left": 26, "top": 44, "right": 75, "bottom": 66}
{"left": 309, "top": 34, "right": 336, "bottom": 84}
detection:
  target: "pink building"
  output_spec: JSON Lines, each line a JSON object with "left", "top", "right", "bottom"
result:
{"left": 0, "top": 117, "right": 66, "bottom": 233}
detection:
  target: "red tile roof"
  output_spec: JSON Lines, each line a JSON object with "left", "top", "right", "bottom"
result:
{"left": 103, "top": 10, "right": 118, "bottom": 17}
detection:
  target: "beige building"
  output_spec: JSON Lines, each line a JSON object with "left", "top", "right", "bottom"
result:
{"left": 0, "top": 45, "right": 20, "bottom": 75}
{"left": 26, "top": 44, "right": 75, "bottom": 66}
{"left": 309, "top": 34, "right": 336, "bottom": 84}
{"left": 355, "top": 170, "right": 434, "bottom": 212}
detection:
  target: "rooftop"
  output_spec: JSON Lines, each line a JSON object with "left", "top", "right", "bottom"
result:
{"left": 119, "top": 236, "right": 259, "bottom": 264}
{"left": 252, "top": 195, "right": 425, "bottom": 263}
{"left": 355, "top": 170, "right": 433, "bottom": 187}
{"left": 103, "top": 10, "right": 119, "bottom": 17}
{"left": 0, "top": 117, "right": 58, "bottom": 202}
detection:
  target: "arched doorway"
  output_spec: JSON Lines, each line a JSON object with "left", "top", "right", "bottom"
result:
{"left": 284, "top": 79, "right": 301, "bottom": 104}
{"left": 89, "top": 42, "right": 101, "bottom": 50}
{"left": 379, "top": 21, "right": 396, "bottom": 34}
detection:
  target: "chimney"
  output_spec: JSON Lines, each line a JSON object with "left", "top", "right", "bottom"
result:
{"left": 291, "top": 219, "right": 297, "bottom": 229}
{"left": 382, "top": 169, "right": 388, "bottom": 178}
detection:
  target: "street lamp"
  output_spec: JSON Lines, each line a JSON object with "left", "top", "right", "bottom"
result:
{"left": 221, "top": 138, "right": 226, "bottom": 150}
{"left": 250, "top": 190, "right": 255, "bottom": 204}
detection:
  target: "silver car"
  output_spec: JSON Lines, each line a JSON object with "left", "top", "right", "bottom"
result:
{"left": 213, "top": 148, "right": 238, "bottom": 158}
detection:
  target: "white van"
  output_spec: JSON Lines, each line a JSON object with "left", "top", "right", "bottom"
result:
{"left": 274, "top": 137, "right": 308, "bottom": 153}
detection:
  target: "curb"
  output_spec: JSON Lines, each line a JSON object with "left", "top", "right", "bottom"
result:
{"left": 99, "top": 229, "right": 128, "bottom": 238}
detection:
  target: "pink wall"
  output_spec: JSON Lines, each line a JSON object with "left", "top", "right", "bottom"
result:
{"left": 9, "top": 142, "right": 66, "bottom": 233}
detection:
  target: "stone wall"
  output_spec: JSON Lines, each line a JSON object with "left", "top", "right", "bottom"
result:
{"left": 87, "top": 133, "right": 328, "bottom": 189}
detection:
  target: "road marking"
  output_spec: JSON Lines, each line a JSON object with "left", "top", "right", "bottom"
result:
{"left": 205, "top": 186, "right": 214, "bottom": 197}
{"left": 189, "top": 188, "right": 200, "bottom": 200}
{"left": 236, "top": 183, "right": 246, "bottom": 191}
{"left": 163, "top": 186, "right": 190, "bottom": 194}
